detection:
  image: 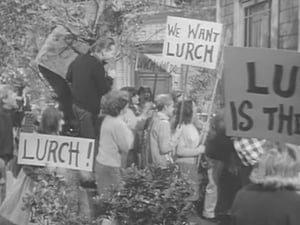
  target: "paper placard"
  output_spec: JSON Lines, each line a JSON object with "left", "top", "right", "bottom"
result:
{"left": 224, "top": 47, "right": 300, "bottom": 145}
{"left": 18, "top": 133, "right": 95, "bottom": 171}
{"left": 162, "top": 16, "right": 223, "bottom": 69}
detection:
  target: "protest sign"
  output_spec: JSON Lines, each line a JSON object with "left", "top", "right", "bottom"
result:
{"left": 162, "top": 16, "right": 223, "bottom": 69}
{"left": 18, "top": 133, "right": 95, "bottom": 171}
{"left": 224, "top": 47, "right": 300, "bottom": 145}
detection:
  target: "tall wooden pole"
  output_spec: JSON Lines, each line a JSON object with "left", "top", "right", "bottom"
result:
{"left": 179, "top": 65, "right": 189, "bottom": 125}
{"left": 197, "top": 54, "right": 224, "bottom": 167}
{"left": 152, "top": 72, "right": 158, "bottom": 101}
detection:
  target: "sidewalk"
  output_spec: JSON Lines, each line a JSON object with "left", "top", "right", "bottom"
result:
{"left": 189, "top": 215, "right": 220, "bottom": 225}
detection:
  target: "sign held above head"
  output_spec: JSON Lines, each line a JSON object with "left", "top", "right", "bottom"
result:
{"left": 224, "top": 47, "right": 300, "bottom": 145}
{"left": 162, "top": 16, "right": 223, "bottom": 69}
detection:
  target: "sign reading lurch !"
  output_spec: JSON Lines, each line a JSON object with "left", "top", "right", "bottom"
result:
{"left": 162, "top": 16, "right": 223, "bottom": 69}
{"left": 18, "top": 133, "right": 95, "bottom": 171}
{"left": 224, "top": 47, "right": 300, "bottom": 145}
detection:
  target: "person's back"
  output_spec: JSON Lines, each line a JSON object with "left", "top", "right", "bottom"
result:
{"left": 67, "top": 54, "right": 107, "bottom": 115}
{"left": 231, "top": 183, "right": 300, "bottom": 225}
{"left": 230, "top": 143, "right": 300, "bottom": 225}
{"left": 66, "top": 37, "right": 116, "bottom": 140}
{"left": 149, "top": 94, "right": 174, "bottom": 168}
{"left": 149, "top": 112, "right": 171, "bottom": 167}
{"left": 95, "top": 91, "right": 134, "bottom": 198}
{"left": 97, "top": 115, "right": 134, "bottom": 167}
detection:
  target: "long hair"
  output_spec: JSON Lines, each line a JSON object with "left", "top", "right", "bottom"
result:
{"left": 38, "top": 106, "right": 63, "bottom": 134}
{"left": 137, "top": 86, "right": 153, "bottom": 103}
{"left": 250, "top": 143, "right": 300, "bottom": 190}
{"left": 174, "top": 100, "right": 193, "bottom": 128}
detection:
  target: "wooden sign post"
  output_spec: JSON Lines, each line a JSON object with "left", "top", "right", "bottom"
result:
{"left": 162, "top": 16, "right": 223, "bottom": 162}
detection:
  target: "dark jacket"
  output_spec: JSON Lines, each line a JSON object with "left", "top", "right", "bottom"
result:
{"left": 205, "top": 113, "right": 235, "bottom": 161}
{"left": 205, "top": 128, "right": 235, "bottom": 161}
{"left": 66, "top": 54, "right": 110, "bottom": 115}
{"left": 230, "top": 183, "right": 300, "bottom": 225}
{"left": 0, "top": 109, "right": 14, "bottom": 163}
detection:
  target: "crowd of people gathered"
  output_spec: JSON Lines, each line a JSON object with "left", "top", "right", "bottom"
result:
{"left": 0, "top": 37, "right": 300, "bottom": 225}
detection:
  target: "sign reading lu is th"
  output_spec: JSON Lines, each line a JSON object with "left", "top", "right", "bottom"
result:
{"left": 224, "top": 47, "right": 300, "bottom": 145}
{"left": 18, "top": 133, "right": 95, "bottom": 171}
{"left": 162, "top": 16, "right": 223, "bottom": 69}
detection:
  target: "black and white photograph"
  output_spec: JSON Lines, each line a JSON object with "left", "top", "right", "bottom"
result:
{"left": 0, "top": 0, "right": 299, "bottom": 224}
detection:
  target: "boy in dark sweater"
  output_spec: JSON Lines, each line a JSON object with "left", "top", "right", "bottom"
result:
{"left": 66, "top": 38, "right": 116, "bottom": 139}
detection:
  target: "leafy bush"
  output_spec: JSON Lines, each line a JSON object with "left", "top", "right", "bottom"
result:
{"left": 23, "top": 164, "right": 195, "bottom": 225}
{"left": 23, "top": 169, "right": 90, "bottom": 225}
{"left": 96, "top": 164, "right": 194, "bottom": 225}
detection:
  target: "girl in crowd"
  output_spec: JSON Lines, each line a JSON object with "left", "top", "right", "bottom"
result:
{"left": 120, "top": 87, "right": 153, "bottom": 168}
{"left": 120, "top": 87, "right": 139, "bottom": 116}
{"left": 0, "top": 105, "right": 80, "bottom": 225}
{"left": 137, "top": 86, "right": 153, "bottom": 113}
{"left": 37, "top": 106, "right": 91, "bottom": 218}
{"left": 173, "top": 100, "right": 205, "bottom": 201}
{"left": 37, "top": 106, "right": 64, "bottom": 135}
{"left": 120, "top": 86, "right": 153, "bottom": 131}
{"left": 95, "top": 90, "right": 134, "bottom": 198}
{"left": 37, "top": 106, "right": 78, "bottom": 185}
{"left": 229, "top": 143, "right": 300, "bottom": 225}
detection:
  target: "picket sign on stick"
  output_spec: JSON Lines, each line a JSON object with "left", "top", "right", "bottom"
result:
{"left": 162, "top": 16, "right": 223, "bottom": 161}
{"left": 152, "top": 72, "right": 158, "bottom": 101}
{"left": 201, "top": 51, "right": 224, "bottom": 143}
{"left": 196, "top": 66, "right": 223, "bottom": 167}
{"left": 196, "top": 44, "right": 225, "bottom": 167}
{"left": 162, "top": 16, "right": 223, "bottom": 69}
{"left": 201, "top": 76, "right": 220, "bottom": 139}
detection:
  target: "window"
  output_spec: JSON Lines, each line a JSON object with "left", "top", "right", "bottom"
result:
{"left": 154, "top": 0, "right": 178, "bottom": 7}
{"left": 243, "top": 0, "right": 271, "bottom": 47}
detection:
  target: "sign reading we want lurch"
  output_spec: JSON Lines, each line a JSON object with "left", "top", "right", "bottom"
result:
{"left": 162, "top": 16, "right": 223, "bottom": 69}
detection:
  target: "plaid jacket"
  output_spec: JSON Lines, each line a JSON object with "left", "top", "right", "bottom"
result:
{"left": 233, "top": 137, "right": 266, "bottom": 166}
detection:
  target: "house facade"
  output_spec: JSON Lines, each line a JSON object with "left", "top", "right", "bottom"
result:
{"left": 121, "top": 0, "right": 300, "bottom": 92}
{"left": 64, "top": 0, "right": 299, "bottom": 92}
{"left": 220, "top": 0, "right": 299, "bottom": 50}
{"left": 115, "top": 0, "right": 217, "bottom": 94}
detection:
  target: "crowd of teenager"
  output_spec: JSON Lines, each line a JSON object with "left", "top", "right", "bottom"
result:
{"left": 0, "top": 37, "right": 300, "bottom": 225}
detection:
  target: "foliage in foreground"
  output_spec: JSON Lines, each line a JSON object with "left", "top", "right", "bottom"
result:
{"left": 96, "top": 164, "right": 194, "bottom": 225}
{"left": 23, "top": 164, "right": 195, "bottom": 225}
{"left": 23, "top": 168, "right": 90, "bottom": 225}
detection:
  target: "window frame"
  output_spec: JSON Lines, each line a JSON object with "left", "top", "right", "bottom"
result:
{"left": 233, "top": 0, "right": 278, "bottom": 48}
{"left": 244, "top": 1, "right": 271, "bottom": 47}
